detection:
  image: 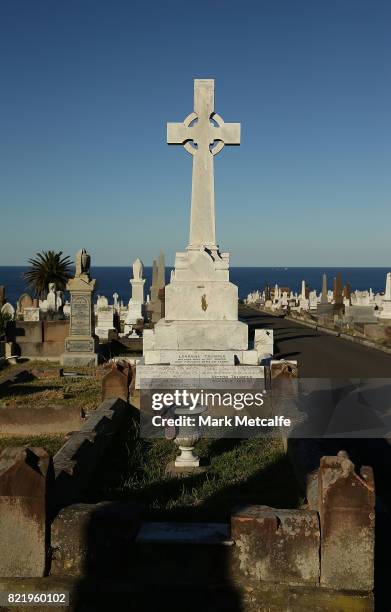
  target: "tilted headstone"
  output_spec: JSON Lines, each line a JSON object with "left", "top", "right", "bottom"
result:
{"left": 0, "top": 447, "right": 53, "bottom": 577}
{"left": 61, "top": 248, "right": 98, "bottom": 366}
{"left": 101, "top": 362, "right": 131, "bottom": 402}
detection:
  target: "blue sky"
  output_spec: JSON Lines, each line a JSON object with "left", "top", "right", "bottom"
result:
{"left": 1, "top": 0, "right": 390, "bottom": 266}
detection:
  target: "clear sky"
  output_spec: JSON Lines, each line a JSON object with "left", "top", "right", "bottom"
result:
{"left": 1, "top": 0, "right": 390, "bottom": 267}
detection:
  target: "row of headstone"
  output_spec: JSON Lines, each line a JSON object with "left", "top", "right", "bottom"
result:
{"left": 246, "top": 271, "right": 391, "bottom": 322}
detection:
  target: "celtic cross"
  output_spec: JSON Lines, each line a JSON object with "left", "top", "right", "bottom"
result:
{"left": 167, "top": 79, "right": 240, "bottom": 250}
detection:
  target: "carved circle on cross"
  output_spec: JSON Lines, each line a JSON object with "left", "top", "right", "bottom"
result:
{"left": 182, "top": 112, "right": 227, "bottom": 157}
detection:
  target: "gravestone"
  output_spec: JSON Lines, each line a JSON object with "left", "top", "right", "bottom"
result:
{"left": 299, "top": 280, "right": 309, "bottom": 310}
{"left": 138, "top": 79, "right": 262, "bottom": 387}
{"left": 47, "top": 283, "right": 57, "bottom": 311}
{"left": 61, "top": 248, "right": 98, "bottom": 366}
{"left": 318, "top": 451, "right": 375, "bottom": 590}
{"left": 379, "top": 272, "right": 391, "bottom": 320}
{"left": 318, "top": 273, "right": 334, "bottom": 317}
{"left": 124, "top": 258, "right": 146, "bottom": 331}
{"left": 320, "top": 273, "right": 328, "bottom": 304}
{"left": 0, "top": 446, "right": 53, "bottom": 577}
{"left": 95, "top": 295, "right": 116, "bottom": 340}
{"left": 333, "top": 273, "right": 344, "bottom": 317}
{"left": 101, "top": 362, "right": 131, "bottom": 402}
{"left": 18, "top": 293, "right": 33, "bottom": 317}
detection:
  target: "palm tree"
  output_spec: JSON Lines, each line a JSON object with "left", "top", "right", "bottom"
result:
{"left": 23, "top": 251, "right": 73, "bottom": 298}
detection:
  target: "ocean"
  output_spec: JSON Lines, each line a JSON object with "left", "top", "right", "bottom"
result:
{"left": 0, "top": 266, "right": 389, "bottom": 306}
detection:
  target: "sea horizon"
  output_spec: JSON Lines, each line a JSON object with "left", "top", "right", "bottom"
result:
{"left": 1, "top": 265, "right": 389, "bottom": 305}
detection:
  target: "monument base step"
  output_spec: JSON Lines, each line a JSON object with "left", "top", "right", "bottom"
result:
{"left": 136, "top": 364, "right": 264, "bottom": 389}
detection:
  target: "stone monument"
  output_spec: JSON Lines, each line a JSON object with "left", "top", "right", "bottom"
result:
{"left": 138, "top": 79, "right": 260, "bottom": 382}
{"left": 124, "top": 258, "right": 146, "bottom": 332}
{"left": 61, "top": 249, "right": 98, "bottom": 366}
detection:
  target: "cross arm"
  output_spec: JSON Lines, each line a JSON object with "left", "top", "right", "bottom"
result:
{"left": 214, "top": 121, "right": 241, "bottom": 146}
{"left": 167, "top": 122, "right": 191, "bottom": 145}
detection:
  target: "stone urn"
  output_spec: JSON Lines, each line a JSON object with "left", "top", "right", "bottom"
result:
{"left": 174, "top": 405, "right": 207, "bottom": 468}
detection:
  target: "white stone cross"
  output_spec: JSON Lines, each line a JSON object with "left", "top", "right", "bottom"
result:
{"left": 167, "top": 79, "right": 240, "bottom": 250}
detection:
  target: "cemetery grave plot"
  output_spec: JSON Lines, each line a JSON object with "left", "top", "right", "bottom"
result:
{"left": 0, "top": 362, "right": 103, "bottom": 437}
{"left": 87, "top": 430, "right": 302, "bottom": 522}
{"left": 0, "top": 362, "right": 102, "bottom": 414}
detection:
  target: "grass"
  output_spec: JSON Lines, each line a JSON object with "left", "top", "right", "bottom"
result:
{"left": 0, "top": 361, "right": 101, "bottom": 414}
{"left": 0, "top": 435, "right": 65, "bottom": 456}
{"left": 89, "top": 422, "right": 302, "bottom": 522}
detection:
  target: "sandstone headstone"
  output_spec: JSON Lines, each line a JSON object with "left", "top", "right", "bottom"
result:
{"left": 318, "top": 451, "right": 375, "bottom": 591}
{"left": 0, "top": 447, "right": 53, "bottom": 577}
{"left": 101, "top": 362, "right": 131, "bottom": 402}
{"left": 231, "top": 505, "right": 319, "bottom": 586}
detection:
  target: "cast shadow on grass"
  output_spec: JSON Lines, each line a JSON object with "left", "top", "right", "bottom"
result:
{"left": 70, "top": 432, "right": 301, "bottom": 612}
{"left": 0, "top": 383, "right": 61, "bottom": 400}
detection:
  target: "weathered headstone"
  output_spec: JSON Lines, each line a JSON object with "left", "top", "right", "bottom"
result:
{"left": 318, "top": 451, "right": 375, "bottom": 591}
{"left": 231, "top": 505, "right": 319, "bottom": 586}
{"left": 61, "top": 248, "right": 98, "bottom": 366}
{"left": 0, "top": 446, "right": 53, "bottom": 577}
{"left": 101, "top": 362, "right": 131, "bottom": 402}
